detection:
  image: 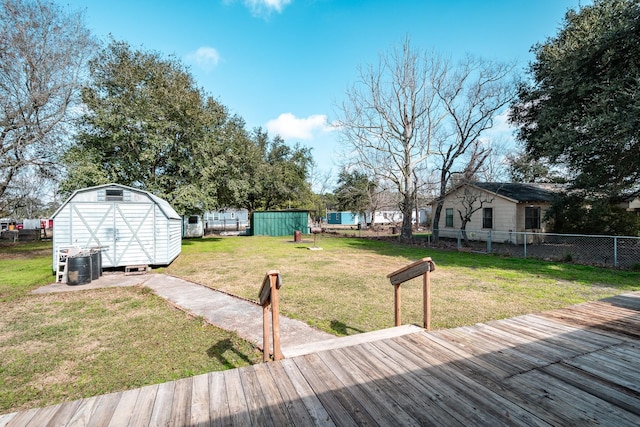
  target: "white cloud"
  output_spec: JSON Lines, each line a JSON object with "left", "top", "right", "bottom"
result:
{"left": 186, "top": 47, "right": 221, "bottom": 71}
{"left": 480, "top": 108, "right": 518, "bottom": 145}
{"left": 243, "top": 0, "right": 291, "bottom": 17}
{"left": 266, "top": 113, "right": 335, "bottom": 140}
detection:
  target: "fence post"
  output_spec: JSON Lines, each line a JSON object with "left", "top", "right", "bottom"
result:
{"left": 457, "top": 231, "right": 461, "bottom": 250}
{"left": 523, "top": 231, "right": 527, "bottom": 258}
{"left": 614, "top": 236, "right": 618, "bottom": 267}
{"left": 487, "top": 231, "right": 492, "bottom": 253}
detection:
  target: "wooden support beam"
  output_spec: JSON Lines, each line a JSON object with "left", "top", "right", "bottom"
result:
{"left": 259, "top": 270, "right": 283, "bottom": 362}
{"left": 394, "top": 284, "right": 401, "bottom": 326}
{"left": 423, "top": 271, "right": 431, "bottom": 331}
{"left": 262, "top": 304, "right": 270, "bottom": 362}
{"left": 270, "top": 273, "right": 284, "bottom": 361}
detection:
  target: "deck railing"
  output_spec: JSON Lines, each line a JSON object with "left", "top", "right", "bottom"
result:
{"left": 259, "top": 270, "right": 284, "bottom": 362}
{"left": 387, "top": 257, "right": 436, "bottom": 330}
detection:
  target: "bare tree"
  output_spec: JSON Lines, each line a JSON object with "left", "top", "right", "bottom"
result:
{"left": 431, "top": 55, "right": 516, "bottom": 241}
{"left": 337, "top": 37, "right": 515, "bottom": 241}
{"left": 336, "top": 37, "right": 447, "bottom": 240}
{"left": 455, "top": 182, "right": 498, "bottom": 246}
{"left": 0, "top": 0, "right": 95, "bottom": 202}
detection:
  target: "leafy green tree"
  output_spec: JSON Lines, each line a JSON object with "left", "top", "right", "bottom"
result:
{"left": 506, "top": 150, "right": 568, "bottom": 184}
{"left": 244, "top": 129, "right": 313, "bottom": 213}
{"left": 545, "top": 192, "right": 640, "bottom": 236}
{"left": 0, "top": 0, "right": 95, "bottom": 205}
{"left": 63, "top": 40, "right": 239, "bottom": 214}
{"left": 334, "top": 170, "right": 378, "bottom": 227}
{"left": 510, "top": 0, "right": 640, "bottom": 194}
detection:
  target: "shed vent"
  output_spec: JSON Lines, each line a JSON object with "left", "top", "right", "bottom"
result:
{"left": 97, "top": 188, "right": 131, "bottom": 202}
{"left": 106, "top": 189, "right": 124, "bottom": 201}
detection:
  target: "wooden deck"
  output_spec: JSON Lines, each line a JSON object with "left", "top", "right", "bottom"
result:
{"left": 2, "top": 292, "right": 639, "bottom": 426}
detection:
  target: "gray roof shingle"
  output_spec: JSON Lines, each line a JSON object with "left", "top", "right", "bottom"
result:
{"left": 472, "top": 182, "right": 564, "bottom": 203}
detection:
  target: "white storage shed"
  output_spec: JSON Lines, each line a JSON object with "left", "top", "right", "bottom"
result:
{"left": 52, "top": 183, "right": 182, "bottom": 270}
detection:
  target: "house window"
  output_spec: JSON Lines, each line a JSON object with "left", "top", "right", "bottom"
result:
{"left": 525, "top": 206, "right": 541, "bottom": 229}
{"left": 482, "top": 208, "right": 493, "bottom": 229}
{"left": 188, "top": 216, "right": 199, "bottom": 224}
{"left": 105, "top": 189, "right": 123, "bottom": 201}
{"left": 445, "top": 208, "right": 453, "bottom": 227}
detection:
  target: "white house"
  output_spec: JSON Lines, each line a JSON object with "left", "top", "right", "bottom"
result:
{"left": 433, "top": 182, "right": 564, "bottom": 243}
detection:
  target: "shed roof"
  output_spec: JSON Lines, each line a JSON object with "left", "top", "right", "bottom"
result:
{"left": 53, "top": 183, "right": 180, "bottom": 219}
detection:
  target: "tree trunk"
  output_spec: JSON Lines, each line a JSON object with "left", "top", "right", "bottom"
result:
{"left": 432, "top": 199, "right": 444, "bottom": 242}
{"left": 400, "top": 192, "right": 413, "bottom": 241}
{"left": 432, "top": 171, "right": 448, "bottom": 242}
{"left": 460, "top": 222, "right": 469, "bottom": 246}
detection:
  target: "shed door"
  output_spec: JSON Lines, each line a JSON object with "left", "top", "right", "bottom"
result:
{"left": 70, "top": 202, "right": 155, "bottom": 267}
{"left": 113, "top": 203, "right": 155, "bottom": 266}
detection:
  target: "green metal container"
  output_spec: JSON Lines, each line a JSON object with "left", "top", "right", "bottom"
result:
{"left": 250, "top": 210, "right": 310, "bottom": 237}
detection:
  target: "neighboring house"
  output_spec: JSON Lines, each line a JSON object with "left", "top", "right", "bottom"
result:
{"left": 183, "top": 209, "right": 250, "bottom": 238}
{"left": 327, "top": 211, "right": 360, "bottom": 226}
{"left": 361, "top": 210, "right": 403, "bottom": 226}
{"left": 360, "top": 208, "right": 430, "bottom": 227}
{"left": 618, "top": 191, "right": 640, "bottom": 214}
{"left": 203, "top": 209, "right": 249, "bottom": 231}
{"left": 52, "top": 183, "right": 182, "bottom": 269}
{"left": 433, "top": 182, "right": 564, "bottom": 243}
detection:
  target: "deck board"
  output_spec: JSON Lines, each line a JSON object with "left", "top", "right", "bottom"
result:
{"left": 222, "top": 367, "right": 252, "bottom": 426}
{"left": 207, "top": 371, "right": 229, "bottom": 425}
{"left": 276, "top": 358, "right": 335, "bottom": 426}
{"left": 322, "top": 348, "right": 421, "bottom": 426}
{"left": 86, "top": 392, "right": 121, "bottom": 427}
{"left": 107, "top": 388, "right": 140, "bottom": 427}
{"left": 169, "top": 378, "right": 192, "bottom": 427}
{"left": 189, "top": 373, "right": 210, "bottom": 426}
{"left": 3, "top": 291, "right": 639, "bottom": 426}
{"left": 127, "top": 384, "right": 157, "bottom": 427}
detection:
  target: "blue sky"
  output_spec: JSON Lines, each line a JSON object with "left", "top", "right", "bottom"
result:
{"left": 65, "top": 0, "right": 588, "bottom": 185}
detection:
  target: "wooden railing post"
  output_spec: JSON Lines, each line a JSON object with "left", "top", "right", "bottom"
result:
{"left": 394, "top": 284, "right": 401, "bottom": 327}
{"left": 262, "top": 303, "right": 271, "bottom": 363}
{"left": 269, "top": 273, "right": 283, "bottom": 361}
{"left": 259, "top": 270, "right": 284, "bottom": 362}
{"left": 387, "top": 257, "right": 436, "bottom": 330}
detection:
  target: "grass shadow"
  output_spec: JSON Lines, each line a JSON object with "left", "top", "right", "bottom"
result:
{"left": 181, "top": 237, "right": 224, "bottom": 246}
{"left": 330, "top": 319, "right": 365, "bottom": 336}
{"left": 207, "top": 338, "right": 254, "bottom": 368}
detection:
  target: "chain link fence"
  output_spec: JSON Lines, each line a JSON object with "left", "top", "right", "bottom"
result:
{"left": 439, "top": 229, "right": 640, "bottom": 269}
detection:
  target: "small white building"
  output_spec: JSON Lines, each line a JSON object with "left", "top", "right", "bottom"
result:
{"left": 182, "top": 214, "right": 204, "bottom": 238}
{"left": 52, "top": 183, "right": 182, "bottom": 269}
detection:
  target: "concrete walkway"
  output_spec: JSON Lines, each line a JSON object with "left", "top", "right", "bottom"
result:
{"left": 34, "top": 272, "right": 335, "bottom": 353}
{"left": 143, "top": 274, "right": 335, "bottom": 351}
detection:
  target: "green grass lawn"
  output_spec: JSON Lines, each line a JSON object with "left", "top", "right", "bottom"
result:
{"left": 0, "top": 241, "right": 261, "bottom": 414}
{"left": 1, "top": 236, "right": 638, "bottom": 414}
{"left": 166, "top": 235, "right": 640, "bottom": 334}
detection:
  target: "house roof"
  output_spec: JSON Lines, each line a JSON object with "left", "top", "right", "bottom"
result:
{"left": 471, "top": 182, "right": 564, "bottom": 203}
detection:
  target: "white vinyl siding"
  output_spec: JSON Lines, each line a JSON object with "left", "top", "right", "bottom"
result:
{"left": 52, "top": 184, "right": 181, "bottom": 269}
